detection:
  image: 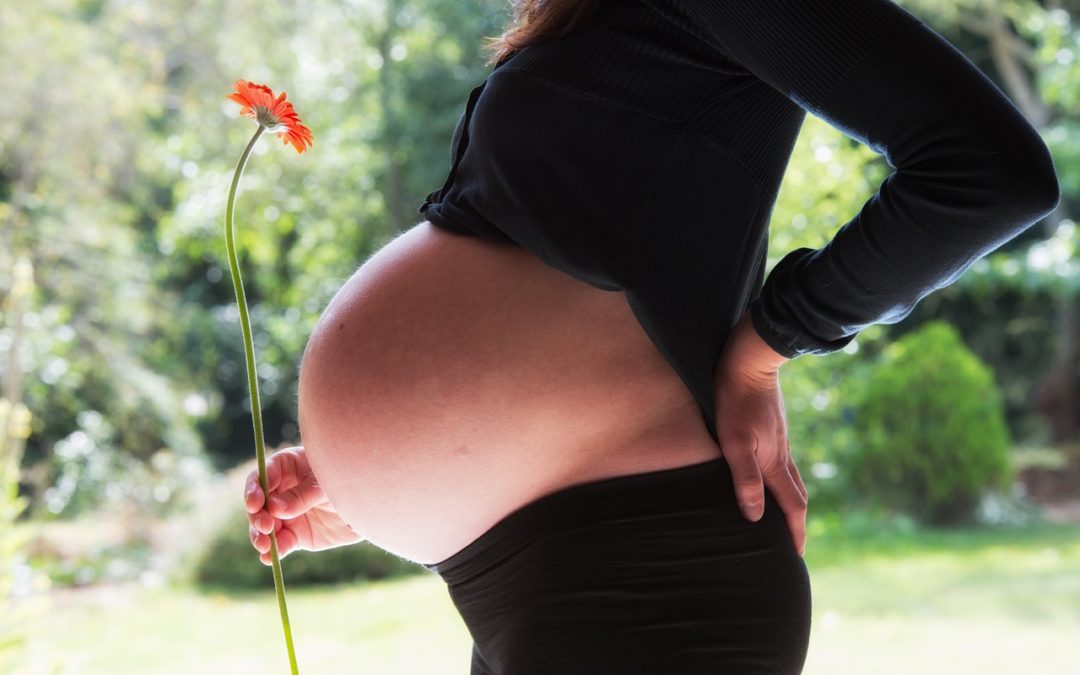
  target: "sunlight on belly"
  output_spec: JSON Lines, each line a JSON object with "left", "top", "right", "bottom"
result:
{"left": 296, "top": 221, "right": 710, "bottom": 563}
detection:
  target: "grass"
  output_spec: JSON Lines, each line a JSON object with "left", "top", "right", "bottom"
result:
{"left": 11, "top": 518, "right": 1080, "bottom": 674}
{"left": 16, "top": 573, "right": 470, "bottom": 675}
{"left": 802, "top": 519, "right": 1080, "bottom": 674}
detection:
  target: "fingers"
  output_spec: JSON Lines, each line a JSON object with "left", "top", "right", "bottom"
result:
{"left": 265, "top": 447, "right": 289, "bottom": 493}
{"left": 243, "top": 447, "right": 310, "bottom": 514}
{"left": 720, "top": 435, "right": 765, "bottom": 522}
{"left": 243, "top": 455, "right": 280, "bottom": 514}
{"left": 760, "top": 443, "right": 808, "bottom": 558}
{"left": 267, "top": 477, "right": 328, "bottom": 520}
{"left": 245, "top": 448, "right": 315, "bottom": 565}
{"left": 252, "top": 510, "right": 275, "bottom": 535}
{"left": 270, "top": 527, "right": 299, "bottom": 564}
{"left": 768, "top": 473, "right": 807, "bottom": 557}
{"left": 244, "top": 469, "right": 265, "bottom": 513}
{"left": 713, "top": 363, "right": 807, "bottom": 555}
{"left": 787, "top": 453, "right": 808, "bottom": 503}
{"left": 249, "top": 520, "right": 300, "bottom": 566}
{"left": 786, "top": 453, "right": 809, "bottom": 557}
{"left": 722, "top": 432, "right": 809, "bottom": 556}
{"left": 250, "top": 524, "right": 269, "bottom": 554}
{"left": 252, "top": 527, "right": 278, "bottom": 565}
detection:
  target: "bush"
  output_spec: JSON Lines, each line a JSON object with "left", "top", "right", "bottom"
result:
{"left": 848, "top": 321, "right": 1013, "bottom": 525}
{"left": 190, "top": 507, "right": 428, "bottom": 589}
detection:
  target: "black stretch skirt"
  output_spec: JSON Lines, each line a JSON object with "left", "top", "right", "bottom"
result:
{"left": 423, "top": 457, "right": 812, "bottom": 674}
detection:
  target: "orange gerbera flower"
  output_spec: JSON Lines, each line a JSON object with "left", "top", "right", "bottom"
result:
{"left": 227, "top": 80, "right": 314, "bottom": 153}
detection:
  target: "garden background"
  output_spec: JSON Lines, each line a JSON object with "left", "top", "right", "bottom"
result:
{"left": 1, "top": 0, "right": 1078, "bottom": 673}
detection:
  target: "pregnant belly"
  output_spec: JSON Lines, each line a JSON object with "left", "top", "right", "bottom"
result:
{"left": 297, "top": 221, "right": 722, "bottom": 564}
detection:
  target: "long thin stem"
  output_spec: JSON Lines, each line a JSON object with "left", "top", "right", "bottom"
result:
{"left": 224, "top": 124, "right": 300, "bottom": 675}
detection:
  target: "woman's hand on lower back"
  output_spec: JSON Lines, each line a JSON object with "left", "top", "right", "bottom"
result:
{"left": 714, "top": 310, "right": 808, "bottom": 557}
{"left": 244, "top": 445, "right": 365, "bottom": 565}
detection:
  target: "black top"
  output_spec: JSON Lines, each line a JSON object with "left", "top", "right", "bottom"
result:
{"left": 417, "top": 0, "right": 1061, "bottom": 444}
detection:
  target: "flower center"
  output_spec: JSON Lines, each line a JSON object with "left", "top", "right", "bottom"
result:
{"left": 253, "top": 105, "right": 282, "bottom": 130}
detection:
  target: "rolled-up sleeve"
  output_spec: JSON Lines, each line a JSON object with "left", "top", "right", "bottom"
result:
{"left": 687, "top": 0, "right": 1061, "bottom": 358}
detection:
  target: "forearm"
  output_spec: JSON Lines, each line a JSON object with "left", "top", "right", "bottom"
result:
{"left": 689, "top": 0, "right": 1060, "bottom": 360}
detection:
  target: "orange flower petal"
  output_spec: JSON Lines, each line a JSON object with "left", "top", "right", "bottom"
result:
{"left": 226, "top": 80, "right": 314, "bottom": 153}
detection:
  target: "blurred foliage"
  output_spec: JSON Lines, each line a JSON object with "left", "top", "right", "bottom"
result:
{"left": 1, "top": 257, "right": 35, "bottom": 671}
{"left": 0, "top": 440, "right": 30, "bottom": 671}
{"left": 0, "top": 0, "right": 509, "bottom": 518}
{"left": 190, "top": 506, "right": 424, "bottom": 589}
{"left": 27, "top": 538, "right": 154, "bottom": 589}
{"left": 847, "top": 322, "right": 1014, "bottom": 524}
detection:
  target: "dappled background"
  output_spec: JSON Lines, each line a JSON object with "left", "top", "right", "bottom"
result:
{"left": 1, "top": 0, "right": 1078, "bottom": 673}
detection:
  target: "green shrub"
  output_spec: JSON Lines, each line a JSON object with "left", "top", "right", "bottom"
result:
{"left": 191, "top": 507, "right": 428, "bottom": 589}
{"left": 848, "top": 321, "right": 1013, "bottom": 525}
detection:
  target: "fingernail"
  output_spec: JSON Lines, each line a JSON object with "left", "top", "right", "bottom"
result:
{"left": 740, "top": 502, "right": 763, "bottom": 521}
{"left": 269, "top": 495, "right": 285, "bottom": 512}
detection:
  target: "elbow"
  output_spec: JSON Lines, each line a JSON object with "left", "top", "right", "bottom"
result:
{"left": 1015, "top": 146, "right": 1061, "bottom": 221}
{"left": 991, "top": 126, "right": 1062, "bottom": 222}
{"left": 1033, "top": 174, "right": 1063, "bottom": 221}
{"left": 1031, "top": 165, "right": 1062, "bottom": 221}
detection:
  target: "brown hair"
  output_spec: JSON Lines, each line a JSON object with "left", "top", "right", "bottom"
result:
{"left": 482, "top": 0, "right": 608, "bottom": 66}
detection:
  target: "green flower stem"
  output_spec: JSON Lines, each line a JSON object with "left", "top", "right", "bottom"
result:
{"left": 224, "top": 123, "right": 300, "bottom": 675}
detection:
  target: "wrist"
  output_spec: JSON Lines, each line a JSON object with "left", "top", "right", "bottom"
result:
{"left": 734, "top": 309, "right": 792, "bottom": 371}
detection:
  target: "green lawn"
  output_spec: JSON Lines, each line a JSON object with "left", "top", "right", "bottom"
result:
{"left": 12, "top": 519, "right": 1080, "bottom": 674}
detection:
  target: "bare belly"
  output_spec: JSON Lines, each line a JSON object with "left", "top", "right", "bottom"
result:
{"left": 297, "top": 221, "right": 722, "bottom": 564}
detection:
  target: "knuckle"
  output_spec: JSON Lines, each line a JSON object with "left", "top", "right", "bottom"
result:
{"left": 720, "top": 433, "right": 756, "bottom": 453}
{"left": 763, "top": 453, "right": 789, "bottom": 475}
{"left": 734, "top": 476, "right": 762, "bottom": 491}
{"left": 738, "top": 487, "right": 763, "bottom": 504}
{"left": 760, "top": 460, "right": 783, "bottom": 476}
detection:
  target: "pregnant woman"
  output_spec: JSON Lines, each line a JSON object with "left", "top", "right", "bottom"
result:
{"left": 245, "top": 1, "right": 1061, "bottom": 672}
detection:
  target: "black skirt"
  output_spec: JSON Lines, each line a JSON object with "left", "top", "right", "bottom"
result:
{"left": 423, "top": 457, "right": 812, "bottom": 674}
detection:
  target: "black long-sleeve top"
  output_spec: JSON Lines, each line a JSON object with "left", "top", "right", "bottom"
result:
{"left": 417, "top": 0, "right": 1061, "bottom": 444}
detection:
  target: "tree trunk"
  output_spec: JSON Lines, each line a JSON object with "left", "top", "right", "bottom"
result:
{"left": 985, "top": 4, "right": 1077, "bottom": 444}
{"left": 377, "top": 0, "right": 405, "bottom": 229}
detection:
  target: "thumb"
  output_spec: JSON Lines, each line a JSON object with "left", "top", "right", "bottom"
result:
{"left": 267, "top": 474, "right": 328, "bottom": 519}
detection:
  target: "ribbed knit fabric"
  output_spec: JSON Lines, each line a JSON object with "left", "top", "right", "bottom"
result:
{"left": 418, "top": 0, "right": 1061, "bottom": 444}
